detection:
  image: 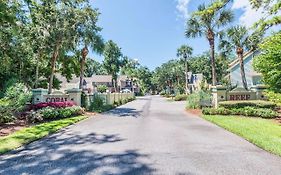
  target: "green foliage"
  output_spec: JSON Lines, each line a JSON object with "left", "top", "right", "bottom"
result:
{"left": 203, "top": 107, "right": 278, "bottom": 118}
{"left": 174, "top": 94, "right": 188, "bottom": 101}
{"left": 89, "top": 95, "right": 104, "bottom": 112}
{"left": 97, "top": 85, "right": 107, "bottom": 93}
{"left": 265, "top": 91, "right": 281, "bottom": 107}
{"left": 36, "top": 106, "right": 84, "bottom": 120}
{"left": 0, "top": 83, "right": 32, "bottom": 124}
{"left": 0, "top": 115, "right": 87, "bottom": 155}
{"left": 253, "top": 32, "right": 281, "bottom": 92}
{"left": 103, "top": 40, "right": 122, "bottom": 90}
{"left": 203, "top": 115, "right": 281, "bottom": 156}
{"left": 186, "top": 91, "right": 212, "bottom": 109}
{"left": 4, "top": 83, "right": 32, "bottom": 111}
{"left": 219, "top": 100, "right": 276, "bottom": 109}
{"left": 249, "top": 0, "right": 281, "bottom": 32}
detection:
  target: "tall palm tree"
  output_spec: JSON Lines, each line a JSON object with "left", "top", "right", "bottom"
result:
{"left": 177, "top": 45, "right": 193, "bottom": 95}
{"left": 185, "top": 2, "right": 233, "bottom": 86}
{"left": 219, "top": 25, "right": 262, "bottom": 90}
{"left": 76, "top": 7, "right": 104, "bottom": 89}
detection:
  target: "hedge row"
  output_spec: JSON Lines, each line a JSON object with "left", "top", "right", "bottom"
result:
{"left": 219, "top": 100, "right": 276, "bottom": 109}
{"left": 28, "top": 106, "right": 85, "bottom": 123}
{"left": 202, "top": 107, "right": 278, "bottom": 118}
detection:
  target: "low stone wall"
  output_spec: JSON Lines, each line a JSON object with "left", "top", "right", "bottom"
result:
{"left": 89, "top": 92, "right": 135, "bottom": 105}
{"left": 212, "top": 85, "right": 267, "bottom": 108}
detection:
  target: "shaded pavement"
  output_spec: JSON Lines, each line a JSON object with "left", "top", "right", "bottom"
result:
{"left": 0, "top": 96, "right": 281, "bottom": 175}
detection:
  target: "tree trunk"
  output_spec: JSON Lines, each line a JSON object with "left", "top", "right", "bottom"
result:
{"left": 184, "top": 56, "right": 189, "bottom": 95}
{"left": 79, "top": 46, "right": 89, "bottom": 89}
{"left": 131, "top": 78, "right": 134, "bottom": 93}
{"left": 208, "top": 30, "right": 217, "bottom": 86}
{"left": 237, "top": 48, "right": 248, "bottom": 90}
{"left": 35, "top": 50, "right": 42, "bottom": 88}
{"left": 48, "top": 42, "right": 61, "bottom": 94}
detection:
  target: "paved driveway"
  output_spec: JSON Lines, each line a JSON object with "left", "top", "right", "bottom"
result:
{"left": 0, "top": 96, "right": 281, "bottom": 175}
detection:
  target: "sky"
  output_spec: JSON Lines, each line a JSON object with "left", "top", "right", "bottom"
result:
{"left": 90, "top": 0, "right": 267, "bottom": 70}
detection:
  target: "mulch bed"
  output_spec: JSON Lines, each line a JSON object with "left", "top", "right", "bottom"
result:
{"left": 186, "top": 109, "right": 202, "bottom": 117}
{"left": 0, "top": 118, "right": 29, "bottom": 137}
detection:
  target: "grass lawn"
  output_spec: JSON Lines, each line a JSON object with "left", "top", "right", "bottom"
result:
{"left": 203, "top": 115, "right": 281, "bottom": 156}
{"left": 0, "top": 115, "right": 87, "bottom": 155}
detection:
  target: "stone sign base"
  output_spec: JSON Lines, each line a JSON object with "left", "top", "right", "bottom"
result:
{"left": 212, "top": 85, "right": 267, "bottom": 108}
{"left": 32, "top": 88, "right": 82, "bottom": 106}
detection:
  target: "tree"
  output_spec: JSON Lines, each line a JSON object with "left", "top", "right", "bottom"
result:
{"left": 135, "top": 66, "right": 153, "bottom": 94}
{"left": 185, "top": 1, "right": 233, "bottom": 86}
{"left": 75, "top": 6, "right": 104, "bottom": 89}
{"left": 85, "top": 59, "right": 106, "bottom": 77}
{"left": 177, "top": 45, "right": 193, "bottom": 94}
{"left": 103, "top": 40, "right": 122, "bottom": 92}
{"left": 249, "top": 0, "right": 281, "bottom": 32}
{"left": 253, "top": 32, "right": 281, "bottom": 92}
{"left": 28, "top": 0, "right": 97, "bottom": 94}
{"left": 121, "top": 57, "right": 139, "bottom": 93}
{"left": 219, "top": 25, "right": 262, "bottom": 90}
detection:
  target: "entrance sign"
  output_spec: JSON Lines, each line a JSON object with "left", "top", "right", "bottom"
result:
{"left": 212, "top": 85, "right": 267, "bottom": 108}
{"left": 32, "top": 88, "right": 82, "bottom": 106}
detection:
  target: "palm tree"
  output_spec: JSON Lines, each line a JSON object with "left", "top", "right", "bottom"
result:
{"left": 185, "top": 2, "right": 233, "bottom": 86}
{"left": 219, "top": 25, "right": 262, "bottom": 90}
{"left": 177, "top": 45, "right": 193, "bottom": 95}
{"left": 76, "top": 7, "right": 104, "bottom": 89}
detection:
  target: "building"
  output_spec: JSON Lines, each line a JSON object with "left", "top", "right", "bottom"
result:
{"left": 187, "top": 72, "right": 204, "bottom": 93}
{"left": 55, "top": 74, "right": 139, "bottom": 93}
{"left": 227, "top": 50, "right": 263, "bottom": 88}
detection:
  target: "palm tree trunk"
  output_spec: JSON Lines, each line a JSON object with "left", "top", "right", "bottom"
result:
{"left": 208, "top": 31, "right": 217, "bottom": 86}
{"left": 237, "top": 49, "right": 248, "bottom": 90}
{"left": 209, "top": 40, "right": 217, "bottom": 86}
{"left": 185, "top": 57, "right": 189, "bottom": 95}
{"left": 48, "top": 41, "right": 61, "bottom": 94}
{"left": 79, "top": 46, "right": 89, "bottom": 89}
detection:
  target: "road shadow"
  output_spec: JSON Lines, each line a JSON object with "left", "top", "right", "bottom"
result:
{"left": 0, "top": 132, "right": 155, "bottom": 175}
{"left": 105, "top": 108, "right": 142, "bottom": 118}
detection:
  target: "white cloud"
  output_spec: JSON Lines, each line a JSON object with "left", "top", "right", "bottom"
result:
{"left": 176, "top": 0, "right": 192, "bottom": 19}
{"left": 232, "top": 0, "right": 264, "bottom": 28}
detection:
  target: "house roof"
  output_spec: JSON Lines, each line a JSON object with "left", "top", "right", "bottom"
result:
{"left": 227, "top": 50, "right": 254, "bottom": 71}
{"left": 85, "top": 75, "right": 112, "bottom": 83}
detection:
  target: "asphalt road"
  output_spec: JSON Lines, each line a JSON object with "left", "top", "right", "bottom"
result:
{"left": 0, "top": 96, "right": 281, "bottom": 175}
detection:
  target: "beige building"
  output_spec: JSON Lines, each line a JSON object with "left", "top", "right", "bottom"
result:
{"left": 55, "top": 74, "right": 139, "bottom": 94}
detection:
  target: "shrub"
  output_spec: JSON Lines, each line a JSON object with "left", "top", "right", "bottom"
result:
{"left": 202, "top": 107, "right": 278, "bottom": 118}
{"left": 36, "top": 106, "right": 84, "bottom": 120}
{"left": 0, "top": 83, "right": 32, "bottom": 124}
{"left": 4, "top": 83, "right": 32, "bottom": 111}
{"left": 97, "top": 85, "right": 107, "bottom": 93}
{"left": 219, "top": 100, "right": 276, "bottom": 109}
{"left": 186, "top": 91, "right": 212, "bottom": 109}
{"left": 174, "top": 94, "right": 188, "bottom": 101}
{"left": 31, "top": 101, "right": 76, "bottom": 110}
{"left": 265, "top": 91, "right": 281, "bottom": 107}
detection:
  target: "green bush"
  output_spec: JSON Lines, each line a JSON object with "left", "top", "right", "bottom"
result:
{"left": 219, "top": 100, "right": 276, "bottom": 109}
{"left": 203, "top": 107, "right": 278, "bottom": 118}
{"left": 0, "top": 83, "right": 32, "bottom": 124}
{"left": 265, "top": 91, "right": 281, "bottom": 107}
{"left": 97, "top": 85, "right": 107, "bottom": 93}
{"left": 174, "top": 94, "right": 188, "bottom": 101}
{"left": 89, "top": 95, "right": 104, "bottom": 111}
{"left": 186, "top": 91, "right": 212, "bottom": 109}
{"left": 36, "top": 106, "right": 84, "bottom": 120}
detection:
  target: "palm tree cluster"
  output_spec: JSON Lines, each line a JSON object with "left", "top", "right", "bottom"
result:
{"left": 183, "top": 0, "right": 264, "bottom": 90}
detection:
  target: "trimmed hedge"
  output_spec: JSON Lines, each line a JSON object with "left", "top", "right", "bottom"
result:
{"left": 28, "top": 106, "right": 85, "bottom": 123}
{"left": 202, "top": 107, "right": 278, "bottom": 118}
{"left": 219, "top": 100, "right": 276, "bottom": 109}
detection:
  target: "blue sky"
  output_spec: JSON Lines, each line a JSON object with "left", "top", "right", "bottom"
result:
{"left": 90, "top": 0, "right": 265, "bottom": 70}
